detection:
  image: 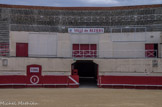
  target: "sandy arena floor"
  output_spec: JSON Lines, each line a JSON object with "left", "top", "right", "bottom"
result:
{"left": 0, "top": 88, "right": 162, "bottom": 107}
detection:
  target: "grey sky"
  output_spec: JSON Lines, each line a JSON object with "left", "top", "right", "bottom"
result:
{"left": 0, "top": 0, "right": 161, "bottom": 7}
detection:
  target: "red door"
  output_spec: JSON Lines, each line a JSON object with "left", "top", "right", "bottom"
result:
{"left": 16, "top": 43, "right": 28, "bottom": 57}
{"left": 145, "top": 44, "right": 154, "bottom": 57}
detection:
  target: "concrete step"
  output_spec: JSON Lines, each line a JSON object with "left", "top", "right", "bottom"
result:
{"left": 0, "top": 35, "right": 9, "bottom": 36}
{"left": 0, "top": 28, "right": 8, "bottom": 29}
{"left": 0, "top": 20, "right": 9, "bottom": 44}
{"left": 0, "top": 34, "right": 9, "bottom": 36}
{"left": 0, "top": 30, "right": 9, "bottom": 32}
{"left": 0, "top": 41, "right": 9, "bottom": 43}
{"left": 0, "top": 37, "right": 9, "bottom": 39}
{"left": 0, "top": 28, "right": 8, "bottom": 30}
{"left": 152, "top": 27, "right": 162, "bottom": 30}
{"left": 0, "top": 36, "right": 9, "bottom": 38}
{"left": 0, "top": 30, "right": 9, "bottom": 31}
{"left": 0, "top": 25, "right": 8, "bottom": 27}
{"left": 0, "top": 22, "right": 8, "bottom": 24}
{"left": 0, "top": 40, "right": 9, "bottom": 42}
{"left": 0, "top": 39, "right": 9, "bottom": 41}
{"left": 0, "top": 34, "right": 9, "bottom": 35}
{"left": 0, "top": 35, "right": 9, "bottom": 37}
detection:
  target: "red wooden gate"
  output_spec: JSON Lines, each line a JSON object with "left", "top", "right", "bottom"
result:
{"left": 16, "top": 43, "right": 28, "bottom": 57}
{"left": 27, "top": 65, "right": 42, "bottom": 86}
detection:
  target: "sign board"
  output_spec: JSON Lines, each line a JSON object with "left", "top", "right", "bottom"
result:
{"left": 68, "top": 28, "right": 104, "bottom": 33}
{"left": 30, "top": 67, "right": 39, "bottom": 73}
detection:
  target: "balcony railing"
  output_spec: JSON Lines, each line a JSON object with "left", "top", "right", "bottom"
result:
{"left": 0, "top": 43, "right": 9, "bottom": 56}
{"left": 0, "top": 49, "right": 160, "bottom": 58}
{"left": 72, "top": 50, "right": 97, "bottom": 58}
{"left": 72, "top": 50, "right": 159, "bottom": 58}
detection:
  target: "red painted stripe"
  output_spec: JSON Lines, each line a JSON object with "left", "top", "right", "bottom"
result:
{"left": 43, "top": 76, "right": 68, "bottom": 84}
{"left": 99, "top": 76, "right": 162, "bottom": 85}
{"left": 0, "top": 75, "right": 79, "bottom": 88}
{"left": 0, "top": 76, "right": 26, "bottom": 84}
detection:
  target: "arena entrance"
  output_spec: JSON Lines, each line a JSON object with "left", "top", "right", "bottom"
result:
{"left": 72, "top": 60, "right": 98, "bottom": 88}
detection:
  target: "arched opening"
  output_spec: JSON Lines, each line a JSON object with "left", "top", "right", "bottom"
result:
{"left": 72, "top": 60, "right": 98, "bottom": 88}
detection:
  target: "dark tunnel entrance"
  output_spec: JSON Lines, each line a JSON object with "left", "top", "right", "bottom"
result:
{"left": 72, "top": 60, "right": 98, "bottom": 88}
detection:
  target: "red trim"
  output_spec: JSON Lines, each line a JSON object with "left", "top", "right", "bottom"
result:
{"left": 0, "top": 75, "right": 79, "bottom": 88}
{"left": 0, "top": 75, "right": 26, "bottom": 84}
{"left": 0, "top": 64, "right": 79, "bottom": 88}
{"left": 43, "top": 76, "right": 68, "bottom": 84}
{"left": 68, "top": 75, "right": 79, "bottom": 88}
{"left": 1, "top": 74, "right": 162, "bottom": 89}
{"left": 98, "top": 76, "right": 162, "bottom": 89}
{"left": 0, "top": 4, "right": 161, "bottom": 10}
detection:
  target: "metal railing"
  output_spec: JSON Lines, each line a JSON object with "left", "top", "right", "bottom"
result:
{"left": 72, "top": 50, "right": 97, "bottom": 58}
{"left": 110, "top": 27, "right": 147, "bottom": 33}
{"left": 0, "top": 43, "right": 9, "bottom": 56}
{"left": 0, "top": 49, "right": 160, "bottom": 59}
{"left": 72, "top": 50, "right": 159, "bottom": 58}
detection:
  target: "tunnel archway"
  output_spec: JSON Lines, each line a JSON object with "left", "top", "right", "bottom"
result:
{"left": 72, "top": 60, "right": 98, "bottom": 88}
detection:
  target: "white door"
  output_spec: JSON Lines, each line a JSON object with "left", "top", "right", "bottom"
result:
{"left": 29, "top": 33, "right": 57, "bottom": 57}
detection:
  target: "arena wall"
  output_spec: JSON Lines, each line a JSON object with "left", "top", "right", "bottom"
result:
{"left": 0, "top": 57, "right": 162, "bottom": 76}
{"left": 0, "top": 57, "right": 73, "bottom": 76}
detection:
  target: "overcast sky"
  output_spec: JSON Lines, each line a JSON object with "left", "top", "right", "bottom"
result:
{"left": 0, "top": 0, "right": 161, "bottom": 7}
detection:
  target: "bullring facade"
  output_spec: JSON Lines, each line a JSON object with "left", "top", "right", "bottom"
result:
{"left": 0, "top": 4, "right": 162, "bottom": 88}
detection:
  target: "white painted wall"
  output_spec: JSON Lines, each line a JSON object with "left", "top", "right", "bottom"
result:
{"left": 99, "top": 33, "right": 113, "bottom": 57}
{"left": 160, "top": 44, "right": 162, "bottom": 57}
{"left": 110, "top": 32, "right": 161, "bottom": 43}
{"left": 111, "top": 32, "right": 146, "bottom": 42}
{"left": 71, "top": 33, "right": 99, "bottom": 44}
{"left": 112, "top": 42, "right": 145, "bottom": 58}
{"left": 57, "top": 33, "right": 71, "bottom": 57}
{"left": 0, "top": 58, "right": 73, "bottom": 75}
{"left": 145, "top": 32, "right": 161, "bottom": 43}
{"left": 29, "top": 33, "right": 57, "bottom": 57}
{"left": 0, "top": 58, "right": 162, "bottom": 76}
{"left": 94, "top": 59, "right": 162, "bottom": 76}
{"left": 109, "top": 32, "right": 161, "bottom": 58}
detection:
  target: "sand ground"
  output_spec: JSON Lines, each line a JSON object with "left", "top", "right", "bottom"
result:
{"left": 0, "top": 88, "right": 162, "bottom": 107}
